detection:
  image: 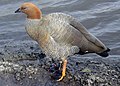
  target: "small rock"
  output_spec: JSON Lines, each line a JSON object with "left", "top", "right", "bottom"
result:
{"left": 81, "top": 68, "right": 91, "bottom": 73}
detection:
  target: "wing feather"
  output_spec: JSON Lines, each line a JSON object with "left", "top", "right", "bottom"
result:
{"left": 44, "top": 13, "right": 108, "bottom": 53}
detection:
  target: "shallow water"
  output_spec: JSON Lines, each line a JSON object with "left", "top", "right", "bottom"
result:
{"left": 0, "top": 0, "right": 120, "bottom": 58}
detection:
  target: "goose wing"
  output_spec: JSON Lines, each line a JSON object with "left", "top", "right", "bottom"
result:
{"left": 44, "top": 13, "right": 108, "bottom": 53}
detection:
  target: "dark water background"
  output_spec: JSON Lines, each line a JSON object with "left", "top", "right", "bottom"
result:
{"left": 0, "top": 0, "right": 120, "bottom": 59}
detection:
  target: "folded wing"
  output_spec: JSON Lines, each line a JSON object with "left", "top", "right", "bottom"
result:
{"left": 44, "top": 13, "right": 109, "bottom": 55}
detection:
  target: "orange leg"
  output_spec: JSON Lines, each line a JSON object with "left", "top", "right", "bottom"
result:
{"left": 57, "top": 59, "right": 67, "bottom": 81}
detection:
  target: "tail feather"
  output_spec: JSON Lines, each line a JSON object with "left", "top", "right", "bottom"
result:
{"left": 96, "top": 48, "right": 110, "bottom": 57}
{"left": 76, "top": 48, "right": 110, "bottom": 57}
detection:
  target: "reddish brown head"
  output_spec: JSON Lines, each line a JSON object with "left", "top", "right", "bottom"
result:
{"left": 15, "top": 2, "right": 42, "bottom": 19}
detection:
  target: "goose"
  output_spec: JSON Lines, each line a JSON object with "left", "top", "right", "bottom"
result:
{"left": 15, "top": 2, "right": 110, "bottom": 81}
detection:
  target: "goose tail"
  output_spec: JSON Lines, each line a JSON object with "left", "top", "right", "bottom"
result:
{"left": 96, "top": 48, "right": 110, "bottom": 57}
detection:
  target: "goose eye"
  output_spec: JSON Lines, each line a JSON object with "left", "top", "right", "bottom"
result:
{"left": 21, "top": 7, "right": 27, "bottom": 10}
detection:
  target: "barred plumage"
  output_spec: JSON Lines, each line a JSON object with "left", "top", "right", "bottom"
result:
{"left": 15, "top": 2, "right": 110, "bottom": 81}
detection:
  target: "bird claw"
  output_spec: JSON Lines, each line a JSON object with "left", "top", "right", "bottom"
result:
{"left": 57, "top": 73, "right": 65, "bottom": 81}
{"left": 49, "top": 59, "right": 67, "bottom": 81}
{"left": 57, "top": 60, "right": 67, "bottom": 81}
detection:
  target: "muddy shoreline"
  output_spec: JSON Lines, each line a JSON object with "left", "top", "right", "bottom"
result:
{"left": 0, "top": 44, "right": 119, "bottom": 86}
